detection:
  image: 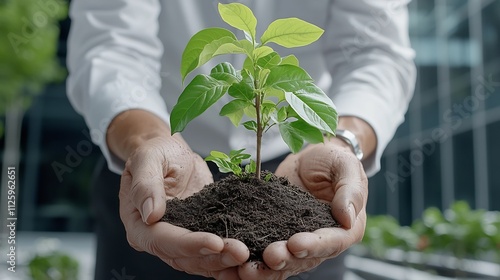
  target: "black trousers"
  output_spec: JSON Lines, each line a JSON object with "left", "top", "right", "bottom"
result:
{"left": 91, "top": 155, "right": 346, "bottom": 280}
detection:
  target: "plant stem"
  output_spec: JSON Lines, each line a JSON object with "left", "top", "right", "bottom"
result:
{"left": 255, "top": 91, "right": 262, "bottom": 180}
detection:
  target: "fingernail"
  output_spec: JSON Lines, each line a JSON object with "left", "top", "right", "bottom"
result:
{"left": 200, "top": 247, "right": 219, "bottom": 255}
{"left": 275, "top": 261, "right": 286, "bottom": 270}
{"left": 295, "top": 250, "right": 308, "bottom": 258}
{"left": 221, "top": 253, "right": 239, "bottom": 266}
{"left": 349, "top": 203, "right": 356, "bottom": 228}
{"left": 142, "top": 197, "right": 153, "bottom": 224}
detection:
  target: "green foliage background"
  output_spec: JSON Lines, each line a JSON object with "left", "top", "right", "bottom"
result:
{"left": 29, "top": 251, "right": 79, "bottom": 280}
{"left": 362, "top": 201, "right": 500, "bottom": 261}
{"left": 0, "top": 0, "right": 67, "bottom": 117}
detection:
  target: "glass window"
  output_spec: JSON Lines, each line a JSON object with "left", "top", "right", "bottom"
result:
{"left": 423, "top": 140, "right": 442, "bottom": 209}
{"left": 482, "top": 1, "right": 500, "bottom": 110}
{"left": 418, "top": 66, "right": 438, "bottom": 93}
{"left": 452, "top": 130, "right": 475, "bottom": 208}
{"left": 446, "top": 0, "right": 468, "bottom": 16}
{"left": 449, "top": 67, "right": 473, "bottom": 106}
{"left": 366, "top": 159, "right": 388, "bottom": 215}
{"left": 397, "top": 150, "right": 413, "bottom": 226}
{"left": 18, "top": 85, "right": 99, "bottom": 232}
{"left": 487, "top": 121, "right": 500, "bottom": 211}
{"left": 481, "top": 1, "right": 500, "bottom": 63}
{"left": 409, "top": 0, "right": 436, "bottom": 38}
{"left": 421, "top": 95, "right": 440, "bottom": 130}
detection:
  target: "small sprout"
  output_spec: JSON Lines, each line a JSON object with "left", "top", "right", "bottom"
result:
{"left": 264, "top": 173, "right": 273, "bottom": 182}
{"left": 205, "top": 149, "right": 251, "bottom": 177}
{"left": 245, "top": 159, "right": 257, "bottom": 174}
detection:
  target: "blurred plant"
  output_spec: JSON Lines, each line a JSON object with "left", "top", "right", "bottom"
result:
{"left": 0, "top": 0, "right": 67, "bottom": 251}
{"left": 362, "top": 215, "right": 418, "bottom": 258}
{"left": 28, "top": 237, "right": 79, "bottom": 280}
{"left": 362, "top": 201, "right": 500, "bottom": 264}
{"left": 0, "top": 0, "right": 67, "bottom": 115}
{"left": 412, "top": 201, "right": 500, "bottom": 261}
{"left": 29, "top": 252, "right": 79, "bottom": 280}
{"left": 361, "top": 202, "right": 500, "bottom": 279}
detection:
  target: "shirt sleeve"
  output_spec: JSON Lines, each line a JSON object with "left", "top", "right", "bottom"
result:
{"left": 324, "top": 0, "right": 417, "bottom": 177}
{"left": 66, "top": 0, "right": 169, "bottom": 174}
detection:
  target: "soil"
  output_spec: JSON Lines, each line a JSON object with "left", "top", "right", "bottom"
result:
{"left": 162, "top": 172, "right": 340, "bottom": 261}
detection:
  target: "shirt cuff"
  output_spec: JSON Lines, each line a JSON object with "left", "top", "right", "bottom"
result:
{"left": 333, "top": 92, "right": 404, "bottom": 177}
{"left": 86, "top": 79, "right": 170, "bottom": 175}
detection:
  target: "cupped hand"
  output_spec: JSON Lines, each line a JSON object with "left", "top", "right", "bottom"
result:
{"left": 118, "top": 136, "right": 249, "bottom": 279}
{"left": 238, "top": 139, "right": 368, "bottom": 279}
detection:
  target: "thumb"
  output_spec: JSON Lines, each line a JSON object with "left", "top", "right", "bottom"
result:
{"left": 329, "top": 160, "right": 367, "bottom": 229}
{"left": 126, "top": 150, "right": 167, "bottom": 225}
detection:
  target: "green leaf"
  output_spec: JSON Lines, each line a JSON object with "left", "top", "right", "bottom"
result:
{"left": 217, "top": 39, "right": 255, "bottom": 57}
{"left": 262, "top": 100, "right": 277, "bottom": 120}
{"left": 228, "top": 80, "right": 256, "bottom": 101}
{"left": 205, "top": 157, "right": 240, "bottom": 174}
{"left": 230, "top": 148, "right": 246, "bottom": 158}
{"left": 220, "top": 99, "right": 253, "bottom": 116}
{"left": 258, "top": 68, "right": 271, "bottom": 87}
{"left": 265, "top": 88, "right": 285, "bottom": 101}
{"left": 235, "top": 153, "right": 252, "bottom": 161}
{"left": 230, "top": 40, "right": 254, "bottom": 57}
{"left": 230, "top": 149, "right": 252, "bottom": 164}
{"left": 279, "top": 122, "right": 304, "bottom": 153}
{"left": 285, "top": 83, "right": 337, "bottom": 134}
{"left": 253, "top": 46, "right": 274, "bottom": 60}
{"left": 220, "top": 99, "right": 253, "bottom": 126}
{"left": 265, "top": 65, "right": 313, "bottom": 92}
{"left": 218, "top": 3, "right": 257, "bottom": 42}
{"left": 277, "top": 106, "right": 287, "bottom": 122}
{"left": 289, "top": 119, "right": 324, "bottom": 144}
{"left": 210, "top": 62, "right": 240, "bottom": 84}
{"left": 245, "top": 160, "right": 257, "bottom": 174}
{"left": 209, "top": 150, "right": 230, "bottom": 160}
{"left": 181, "top": 28, "right": 236, "bottom": 82}
{"left": 286, "top": 105, "right": 299, "bottom": 119}
{"left": 243, "top": 120, "right": 258, "bottom": 132}
{"left": 264, "top": 173, "right": 273, "bottom": 181}
{"left": 205, "top": 150, "right": 250, "bottom": 175}
{"left": 257, "top": 52, "right": 281, "bottom": 69}
{"left": 261, "top": 18, "right": 324, "bottom": 48}
{"left": 230, "top": 149, "right": 251, "bottom": 161}
{"left": 244, "top": 106, "right": 258, "bottom": 119}
{"left": 241, "top": 69, "right": 255, "bottom": 87}
{"left": 242, "top": 57, "right": 254, "bottom": 75}
{"left": 198, "top": 36, "right": 238, "bottom": 68}
{"left": 170, "top": 75, "right": 229, "bottom": 133}
{"left": 225, "top": 110, "right": 244, "bottom": 127}
{"left": 280, "top": 55, "right": 300, "bottom": 66}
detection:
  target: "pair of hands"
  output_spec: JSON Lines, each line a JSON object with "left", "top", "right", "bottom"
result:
{"left": 118, "top": 136, "right": 368, "bottom": 279}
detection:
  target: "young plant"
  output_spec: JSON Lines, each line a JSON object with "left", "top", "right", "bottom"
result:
{"left": 170, "top": 2, "right": 338, "bottom": 179}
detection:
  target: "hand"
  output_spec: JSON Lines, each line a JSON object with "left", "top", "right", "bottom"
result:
{"left": 118, "top": 136, "right": 250, "bottom": 279}
{"left": 237, "top": 138, "right": 368, "bottom": 279}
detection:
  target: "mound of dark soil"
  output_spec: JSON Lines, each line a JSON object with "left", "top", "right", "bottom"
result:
{"left": 162, "top": 172, "right": 339, "bottom": 261}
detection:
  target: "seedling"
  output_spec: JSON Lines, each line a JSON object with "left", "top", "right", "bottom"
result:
{"left": 170, "top": 2, "right": 338, "bottom": 179}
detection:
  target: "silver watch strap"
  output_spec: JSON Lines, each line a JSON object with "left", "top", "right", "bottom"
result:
{"left": 335, "top": 129, "right": 364, "bottom": 160}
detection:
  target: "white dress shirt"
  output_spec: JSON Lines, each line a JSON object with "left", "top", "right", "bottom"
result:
{"left": 66, "top": 0, "right": 416, "bottom": 177}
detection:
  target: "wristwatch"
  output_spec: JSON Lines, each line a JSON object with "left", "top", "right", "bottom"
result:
{"left": 335, "top": 129, "right": 364, "bottom": 161}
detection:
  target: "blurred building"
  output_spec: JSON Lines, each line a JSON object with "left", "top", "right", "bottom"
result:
{"left": 367, "top": 0, "right": 500, "bottom": 225}
{"left": 3, "top": 0, "right": 499, "bottom": 232}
